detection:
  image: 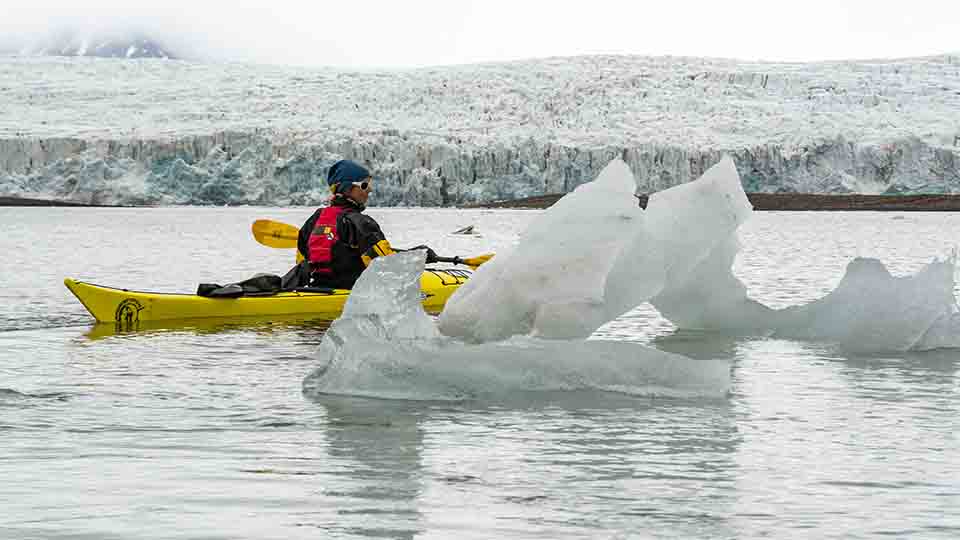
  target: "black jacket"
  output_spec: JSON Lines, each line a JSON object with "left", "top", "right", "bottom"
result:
{"left": 297, "top": 198, "right": 391, "bottom": 289}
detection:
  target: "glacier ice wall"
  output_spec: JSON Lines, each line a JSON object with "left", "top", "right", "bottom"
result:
{"left": 1, "top": 55, "right": 959, "bottom": 205}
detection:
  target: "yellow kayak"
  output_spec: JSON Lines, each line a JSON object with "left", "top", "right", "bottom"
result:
{"left": 64, "top": 268, "right": 470, "bottom": 326}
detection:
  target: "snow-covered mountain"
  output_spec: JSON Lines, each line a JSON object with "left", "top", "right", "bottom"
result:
{"left": 0, "top": 54, "right": 958, "bottom": 206}
{"left": 19, "top": 30, "right": 178, "bottom": 60}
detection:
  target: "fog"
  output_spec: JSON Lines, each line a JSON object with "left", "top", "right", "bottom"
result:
{"left": 2, "top": 0, "right": 958, "bottom": 67}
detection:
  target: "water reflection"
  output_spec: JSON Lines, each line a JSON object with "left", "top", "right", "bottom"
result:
{"left": 446, "top": 396, "right": 742, "bottom": 538}
{"left": 833, "top": 349, "right": 960, "bottom": 375}
{"left": 650, "top": 329, "right": 765, "bottom": 360}
{"left": 302, "top": 390, "right": 743, "bottom": 538}
{"left": 729, "top": 338, "right": 960, "bottom": 538}
{"left": 304, "top": 395, "right": 427, "bottom": 540}
{"left": 81, "top": 315, "right": 334, "bottom": 341}
{"left": 814, "top": 346, "right": 960, "bottom": 405}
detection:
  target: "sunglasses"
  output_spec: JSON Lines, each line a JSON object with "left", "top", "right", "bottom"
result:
{"left": 351, "top": 180, "right": 371, "bottom": 191}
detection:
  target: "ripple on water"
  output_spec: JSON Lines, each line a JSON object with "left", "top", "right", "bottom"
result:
{"left": 0, "top": 388, "right": 74, "bottom": 405}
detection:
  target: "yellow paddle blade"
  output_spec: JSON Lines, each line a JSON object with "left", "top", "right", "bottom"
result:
{"left": 252, "top": 219, "right": 299, "bottom": 249}
{"left": 462, "top": 253, "right": 494, "bottom": 268}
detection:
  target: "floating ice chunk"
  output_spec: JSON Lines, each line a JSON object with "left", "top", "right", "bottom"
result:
{"left": 438, "top": 153, "right": 960, "bottom": 353}
{"left": 646, "top": 230, "right": 959, "bottom": 350}
{"left": 650, "top": 243, "right": 959, "bottom": 351}
{"left": 450, "top": 225, "right": 477, "bottom": 235}
{"left": 651, "top": 234, "right": 774, "bottom": 332}
{"left": 771, "top": 257, "right": 957, "bottom": 352}
{"left": 646, "top": 156, "right": 752, "bottom": 282}
{"left": 440, "top": 156, "right": 753, "bottom": 342}
{"left": 304, "top": 250, "right": 730, "bottom": 401}
{"left": 635, "top": 156, "right": 760, "bottom": 328}
{"left": 335, "top": 250, "right": 440, "bottom": 342}
{"left": 439, "top": 158, "right": 646, "bottom": 341}
{"left": 914, "top": 311, "right": 960, "bottom": 350}
{"left": 304, "top": 335, "right": 731, "bottom": 401}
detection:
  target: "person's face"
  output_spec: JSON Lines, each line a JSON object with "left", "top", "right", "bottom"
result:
{"left": 347, "top": 177, "right": 372, "bottom": 205}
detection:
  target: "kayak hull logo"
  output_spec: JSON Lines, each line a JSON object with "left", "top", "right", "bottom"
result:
{"left": 115, "top": 298, "right": 145, "bottom": 329}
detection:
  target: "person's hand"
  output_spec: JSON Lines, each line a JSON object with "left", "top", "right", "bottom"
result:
{"left": 406, "top": 245, "right": 439, "bottom": 263}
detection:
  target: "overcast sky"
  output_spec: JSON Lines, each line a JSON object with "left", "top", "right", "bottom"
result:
{"left": 1, "top": 0, "right": 957, "bottom": 67}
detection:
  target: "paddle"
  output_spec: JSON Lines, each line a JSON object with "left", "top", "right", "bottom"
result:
{"left": 251, "top": 219, "right": 299, "bottom": 249}
{"left": 251, "top": 219, "right": 494, "bottom": 267}
{"left": 433, "top": 254, "right": 495, "bottom": 267}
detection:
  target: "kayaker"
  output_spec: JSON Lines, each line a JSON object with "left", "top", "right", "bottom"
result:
{"left": 289, "top": 160, "right": 437, "bottom": 289}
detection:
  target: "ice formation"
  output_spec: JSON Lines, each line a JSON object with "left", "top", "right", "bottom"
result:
{"left": 1, "top": 55, "right": 959, "bottom": 205}
{"left": 771, "top": 257, "right": 959, "bottom": 351}
{"left": 441, "top": 156, "right": 960, "bottom": 352}
{"left": 302, "top": 251, "right": 730, "bottom": 401}
{"left": 437, "top": 159, "right": 657, "bottom": 341}
{"left": 304, "top": 154, "right": 960, "bottom": 401}
{"left": 439, "top": 156, "right": 755, "bottom": 341}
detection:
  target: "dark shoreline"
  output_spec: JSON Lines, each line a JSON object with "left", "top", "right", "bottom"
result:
{"left": 470, "top": 193, "right": 960, "bottom": 211}
{"left": 6, "top": 193, "right": 960, "bottom": 211}
{"left": 0, "top": 196, "right": 122, "bottom": 207}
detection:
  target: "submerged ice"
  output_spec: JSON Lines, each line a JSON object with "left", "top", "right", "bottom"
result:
{"left": 302, "top": 252, "right": 730, "bottom": 401}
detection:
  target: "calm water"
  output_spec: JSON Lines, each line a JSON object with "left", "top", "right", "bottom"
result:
{"left": 1, "top": 207, "right": 959, "bottom": 539}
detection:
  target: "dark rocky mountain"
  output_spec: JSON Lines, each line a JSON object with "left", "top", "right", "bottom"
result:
{"left": 21, "top": 30, "right": 179, "bottom": 59}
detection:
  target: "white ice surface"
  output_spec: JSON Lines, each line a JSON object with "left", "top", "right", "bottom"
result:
{"left": 303, "top": 251, "right": 730, "bottom": 401}
{"left": 2, "top": 55, "right": 958, "bottom": 149}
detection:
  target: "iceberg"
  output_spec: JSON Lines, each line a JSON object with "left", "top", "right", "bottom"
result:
{"left": 440, "top": 155, "right": 960, "bottom": 353}
{"left": 304, "top": 153, "right": 960, "bottom": 402}
{"left": 302, "top": 251, "right": 731, "bottom": 401}
{"left": 439, "top": 156, "right": 757, "bottom": 341}
{"left": 437, "top": 159, "right": 654, "bottom": 342}
{"left": 769, "top": 256, "right": 958, "bottom": 351}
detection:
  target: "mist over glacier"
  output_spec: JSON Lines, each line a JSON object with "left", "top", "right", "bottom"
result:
{"left": 1, "top": 55, "right": 958, "bottom": 206}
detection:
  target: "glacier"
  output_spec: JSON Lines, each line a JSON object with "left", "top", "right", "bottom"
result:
{"left": 1, "top": 55, "right": 959, "bottom": 206}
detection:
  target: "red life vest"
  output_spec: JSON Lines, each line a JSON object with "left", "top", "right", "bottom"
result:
{"left": 308, "top": 205, "right": 348, "bottom": 275}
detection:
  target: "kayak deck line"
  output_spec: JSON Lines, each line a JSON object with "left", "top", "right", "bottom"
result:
{"left": 64, "top": 268, "right": 470, "bottom": 326}
{"left": 68, "top": 279, "right": 346, "bottom": 298}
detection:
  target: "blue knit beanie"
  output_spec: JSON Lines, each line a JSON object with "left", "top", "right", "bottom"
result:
{"left": 327, "top": 160, "right": 371, "bottom": 194}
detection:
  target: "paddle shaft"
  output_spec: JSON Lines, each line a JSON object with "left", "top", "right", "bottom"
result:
{"left": 252, "top": 219, "right": 491, "bottom": 266}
